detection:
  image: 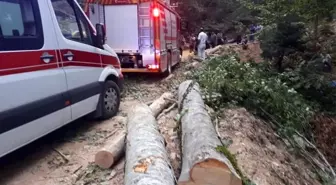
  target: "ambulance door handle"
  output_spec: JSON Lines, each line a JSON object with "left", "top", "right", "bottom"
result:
{"left": 63, "top": 51, "right": 74, "bottom": 61}
{"left": 40, "top": 52, "right": 54, "bottom": 63}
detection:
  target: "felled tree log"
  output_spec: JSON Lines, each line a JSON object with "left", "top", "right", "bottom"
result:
{"left": 95, "top": 130, "right": 126, "bottom": 169}
{"left": 206, "top": 45, "right": 223, "bottom": 55}
{"left": 149, "top": 92, "right": 174, "bottom": 118}
{"left": 125, "top": 104, "right": 175, "bottom": 185}
{"left": 178, "top": 80, "right": 242, "bottom": 185}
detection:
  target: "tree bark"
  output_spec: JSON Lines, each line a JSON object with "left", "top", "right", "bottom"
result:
{"left": 149, "top": 92, "right": 174, "bottom": 118}
{"left": 125, "top": 104, "right": 175, "bottom": 185}
{"left": 178, "top": 80, "right": 242, "bottom": 185}
{"left": 94, "top": 130, "right": 126, "bottom": 169}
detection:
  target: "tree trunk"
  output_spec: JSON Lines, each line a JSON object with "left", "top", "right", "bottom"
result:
{"left": 277, "top": 53, "right": 284, "bottom": 72}
{"left": 178, "top": 80, "right": 242, "bottom": 185}
{"left": 94, "top": 130, "right": 126, "bottom": 169}
{"left": 150, "top": 92, "right": 174, "bottom": 118}
{"left": 125, "top": 104, "right": 175, "bottom": 185}
{"left": 314, "top": 15, "right": 319, "bottom": 51}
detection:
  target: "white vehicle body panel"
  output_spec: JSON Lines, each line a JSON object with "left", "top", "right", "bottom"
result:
{"left": 0, "top": 0, "right": 122, "bottom": 158}
{"left": 104, "top": 5, "right": 139, "bottom": 53}
{"left": 0, "top": 108, "right": 67, "bottom": 157}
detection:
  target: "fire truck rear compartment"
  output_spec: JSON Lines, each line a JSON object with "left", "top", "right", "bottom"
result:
{"left": 118, "top": 54, "right": 143, "bottom": 69}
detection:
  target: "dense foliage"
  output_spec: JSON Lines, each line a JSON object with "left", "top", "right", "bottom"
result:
{"left": 258, "top": 21, "right": 306, "bottom": 71}
{"left": 278, "top": 64, "right": 336, "bottom": 113}
{"left": 242, "top": 0, "right": 336, "bottom": 115}
{"left": 193, "top": 55, "right": 315, "bottom": 137}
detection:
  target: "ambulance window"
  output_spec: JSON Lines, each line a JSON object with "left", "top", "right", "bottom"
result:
{"left": 74, "top": 5, "right": 93, "bottom": 45}
{"left": 51, "top": 0, "right": 93, "bottom": 46}
{"left": 0, "top": 0, "right": 43, "bottom": 51}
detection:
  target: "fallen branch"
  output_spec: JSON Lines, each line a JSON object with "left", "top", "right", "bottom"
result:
{"left": 158, "top": 103, "right": 177, "bottom": 119}
{"left": 260, "top": 107, "right": 335, "bottom": 178}
{"left": 294, "top": 131, "right": 336, "bottom": 178}
{"left": 95, "top": 130, "right": 126, "bottom": 169}
{"left": 73, "top": 165, "right": 83, "bottom": 174}
{"left": 125, "top": 104, "right": 175, "bottom": 185}
{"left": 104, "top": 129, "right": 119, "bottom": 140}
{"left": 178, "top": 80, "right": 242, "bottom": 185}
{"left": 150, "top": 92, "right": 174, "bottom": 118}
{"left": 52, "top": 147, "right": 69, "bottom": 163}
{"left": 163, "top": 97, "right": 178, "bottom": 104}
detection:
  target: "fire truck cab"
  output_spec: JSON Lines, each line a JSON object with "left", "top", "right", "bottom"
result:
{"left": 85, "top": 0, "right": 182, "bottom": 74}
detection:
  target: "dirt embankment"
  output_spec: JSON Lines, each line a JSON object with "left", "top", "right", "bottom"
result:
{"left": 219, "top": 108, "right": 320, "bottom": 185}
{"left": 0, "top": 49, "right": 323, "bottom": 185}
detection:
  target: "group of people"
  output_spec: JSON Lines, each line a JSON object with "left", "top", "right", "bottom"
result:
{"left": 188, "top": 28, "right": 227, "bottom": 60}
{"left": 184, "top": 24, "right": 262, "bottom": 60}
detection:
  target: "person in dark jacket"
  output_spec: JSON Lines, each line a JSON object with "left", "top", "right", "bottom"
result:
{"left": 249, "top": 24, "right": 256, "bottom": 42}
{"left": 236, "top": 35, "right": 242, "bottom": 44}
{"left": 210, "top": 32, "right": 217, "bottom": 47}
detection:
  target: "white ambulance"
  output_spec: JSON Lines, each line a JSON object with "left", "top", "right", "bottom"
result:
{"left": 0, "top": 0, "right": 123, "bottom": 157}
{"left": 84, "top": 0, "right": 182, "bottom": 74}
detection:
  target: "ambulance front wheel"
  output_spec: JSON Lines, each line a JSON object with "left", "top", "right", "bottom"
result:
{"left": 99, "top": 81, "right": 121, "bottom": 119}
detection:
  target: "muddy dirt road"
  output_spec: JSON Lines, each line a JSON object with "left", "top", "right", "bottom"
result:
{"left": 0, "top": 53, "right": 190, "bottom": 185}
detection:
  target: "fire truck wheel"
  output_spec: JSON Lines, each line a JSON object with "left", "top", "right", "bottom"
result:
{"left": 164, "top": 52, "right": 172, "bottom": 76}
{"left": 167, "top": 60, "right": 172, "bottom": 74}
{"left": 100, "top": 81, "right": 121, "bottom": 119}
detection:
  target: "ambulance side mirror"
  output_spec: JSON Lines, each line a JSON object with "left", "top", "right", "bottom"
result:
{"left": 95, "top": 23, "right": 106, "bottom": 48}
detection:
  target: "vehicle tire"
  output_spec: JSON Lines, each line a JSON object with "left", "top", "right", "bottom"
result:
{"left": 163, "top": 52, "right": 172, "bottom": 76}
{"left": 100, "top": 81, "right": 120, "bottom": 119}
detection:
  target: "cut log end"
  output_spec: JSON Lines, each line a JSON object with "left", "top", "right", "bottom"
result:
{"left": 95, "top": 151, "right": 115, "bottom": 169}
{"left": 178, "top": 80, "right": 242, "bottom": 185}
{"left": 94, "top": 131, "right": 126, "bottom": 169}
{"left": 179, "top": 159, "right": 242, "bottom": 185}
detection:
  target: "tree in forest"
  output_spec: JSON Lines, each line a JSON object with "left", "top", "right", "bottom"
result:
{"left": 242, "top": 0, "right": 336, "bottom": 43}
{"left": 242, "top": 0, "right": 336, "bottom": 71}
{"left": 175, "top": 0, "right": 255, "bottom": 34}
{"left": 292, "top": 0, "right": 336, "bottom": 46}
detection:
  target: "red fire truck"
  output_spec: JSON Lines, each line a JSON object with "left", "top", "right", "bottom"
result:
{"left": 84, "top": 0, "right": 182, "bottom": 75}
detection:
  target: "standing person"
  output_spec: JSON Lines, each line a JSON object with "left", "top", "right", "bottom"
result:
{"left": 236, "top": 35, "right": 242, "bottom": 44}
{"left": 206, "top": 32, "right": 211, "bottom": 49}
{"left": 242, "top": 35, "right": 248, "bottom": 50}
{"left": 197, "top": 28, "right": 208, "bottom": 60}
{"left": 179, "top": 35, "right": 185, "bottom": 58}
{"left": 217, "top": 32, "right": 223, "bottom": 45}
{"left": 211, "top": 32, "right": 217, "bottom": 47}
{"left": 189, "top": 35, "right": 196, "bottom": 53}
{"left": 249, "top": 24, "right": 256, "bottom": 43}
{"left": 223, "top": 35, "right": 227, "bottom": 44}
